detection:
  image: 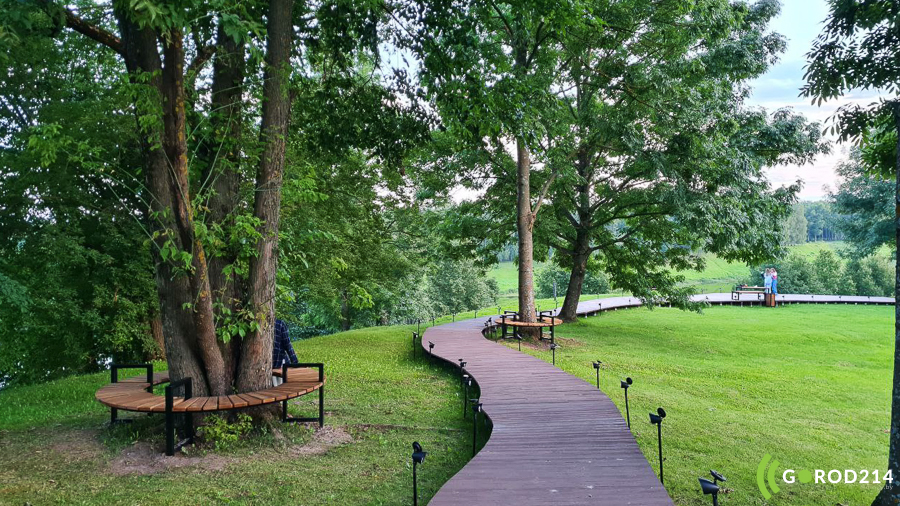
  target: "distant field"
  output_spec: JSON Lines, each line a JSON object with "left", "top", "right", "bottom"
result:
{"left": 490, "top": 242, "right": 848, "bottom": 296}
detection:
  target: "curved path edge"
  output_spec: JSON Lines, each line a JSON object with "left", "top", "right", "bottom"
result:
{"left": 422, "top": 293, "right": 894, "bottom": 505}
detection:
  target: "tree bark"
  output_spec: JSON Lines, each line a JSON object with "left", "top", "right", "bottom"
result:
{"left": 516, "top": 137, "right": 538, "bottom": 328}
{"left": 560, "top": 239, "right": 590, "bottom": 322}
{"left": 560, "top": 149, "right": 593, "bottom": 321}
{"left": 116, "top": 16, "right": 211, "bottom": 396}
{"left": 160, "top": 31, "right": 227, "bottom": 396}
{"left": 203, "top": 23, "right": 247, "bottom": 389}
{"left": 236, "top": 0, "right": 295, "bottom": 393}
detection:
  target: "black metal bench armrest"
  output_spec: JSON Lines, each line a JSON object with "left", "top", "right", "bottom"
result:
{"left": 110, "top": 363, "right": 154, "bottom": 392}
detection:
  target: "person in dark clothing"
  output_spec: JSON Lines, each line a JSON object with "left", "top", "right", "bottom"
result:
{"left": 272, "top": 318, "right": 298, "bottom": 385}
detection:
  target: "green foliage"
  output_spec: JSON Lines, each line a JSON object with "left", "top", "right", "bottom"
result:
{"left": 802, "top": 0, "right": 899, "bottom": 147}
{"left": 830, "top": 152, "right": 894, "bottom": 255}
{"left": 781, "top": 204, "right": 808, "bottom": 245}
{"left": 198, "top": 413, "right": 254, "bottom": 452}
{"left": 535, "top": 264, "right": 609, "bottom": 299}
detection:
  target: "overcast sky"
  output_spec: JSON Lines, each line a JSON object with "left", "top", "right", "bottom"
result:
{"left": 748, "top": 0, "right": 889, "bottom": 201}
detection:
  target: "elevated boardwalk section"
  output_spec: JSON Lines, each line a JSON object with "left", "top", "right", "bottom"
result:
{"left": 422, "top": 292, "right": 893, "bottom": 505}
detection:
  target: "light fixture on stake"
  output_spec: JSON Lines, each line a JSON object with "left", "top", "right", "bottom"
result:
{"left": 462, "top": 375, "right": 472, "bottom": 416}
{"left": 412, "top": 332, "right": 418, "bottom": 359}
{"left": 592, "top": 360, "right": 602, "bottom": 389}
{"left": 649, "top": 407, "right": 667, "bottom": 485}
{"left": 699, "top": 471, "right": 725, "bottom": 506}
{"left": 428, "top": 341, "right": 434, "bottom": 356}
{"left": 471, "top": 399, "right": 483, "bottom": 457}
{"left": 550, "top": 343, "right": 559, "bottom": 365}
{"left": 411, "top": 441, "right": 427, "bottom": 506}
{"left": 458, "top": 359, "right": 467, "bottom": 385}
{"left": 620, "top": 377, "right": 633, "bottom": 428}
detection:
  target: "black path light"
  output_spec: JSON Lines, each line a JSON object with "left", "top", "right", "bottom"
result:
{"left": 462, "top": 375, "right": 472, "bottom": 417}
{"left": 412, "top": 332, "right": 418, "bottom": 359}
{"left": 428, "top": 341, "right": 434, "bottom": 357}
{"left": 649, "top": 407, "right": 667, "bottom": 485}
{"left": 515, "top": 331, "right": 522, "bottom": 351}
{"left": 592, "top": 360, "right": 603, "bottom": 389}
{"left": 412, "top": 441, "right": 427, "bottom": 506}
{"left": 471, "top": 399, "right": 483, "bottom": 457}
{"left": 458, "top": 359, "right": 467, "bottom": 385}
{"left": 620, "top": 377, "right": 633, "bottom": 428}
{"left": 699, "top": 470, "right": 726, "bottom": 506}
{"left": 550, "top": 343, "right": 559, "bottom": 365}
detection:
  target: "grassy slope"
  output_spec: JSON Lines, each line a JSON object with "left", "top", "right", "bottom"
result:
{"left": 488, "top": 242, "right": 848, "bottom": 296}
{"left": 0, "top": 326, "right": 480, "bottom": 505}
{"left": 506, "top": 304, "right": 890, "bottom": 506}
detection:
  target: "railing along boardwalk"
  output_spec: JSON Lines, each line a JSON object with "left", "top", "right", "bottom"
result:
{"left": 422, "top": 292, "right": 893, "bottom": 505}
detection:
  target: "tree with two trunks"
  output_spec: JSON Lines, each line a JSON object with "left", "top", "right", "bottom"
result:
{"left": 407, "top": 0, "right": 826, "bottom": 324}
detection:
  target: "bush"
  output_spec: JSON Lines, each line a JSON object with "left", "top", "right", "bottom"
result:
{"left": 536, "top": 265, "right": 610, "bottom": 299}
{"left": 198, "top": 413, "right": 254, "bottom": 452}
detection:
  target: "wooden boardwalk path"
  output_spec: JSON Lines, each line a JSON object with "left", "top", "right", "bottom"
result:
{"left": 422, "top": 292, "right": 893, "bottom": 505}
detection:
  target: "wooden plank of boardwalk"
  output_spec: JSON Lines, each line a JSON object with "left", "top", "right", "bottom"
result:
{"left": 423, "top": 292, "right": 894, "bottom": 506}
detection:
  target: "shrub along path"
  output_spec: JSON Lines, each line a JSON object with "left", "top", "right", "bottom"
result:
{"left": 422, "top": 292, "right": 893, "bottom": 505}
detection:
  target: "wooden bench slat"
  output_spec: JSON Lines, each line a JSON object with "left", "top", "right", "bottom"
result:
{"left": 201, "top": 397, "right": 219, "bottom": 411}
{"left": 235, "top": 393, "right": 264, "bottom": 407}
{"left": 227, "top": 394, "right": 249, "bottom": 409}
{"left": 217, "top": 396, "right": 233, "bottom": 410}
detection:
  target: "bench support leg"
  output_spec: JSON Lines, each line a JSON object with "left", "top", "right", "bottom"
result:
{"left": 283, "top": 387, "right": 325, "bottom": 427}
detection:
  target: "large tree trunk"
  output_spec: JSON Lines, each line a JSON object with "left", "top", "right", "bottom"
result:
{"left": 116, "top": 16, "right": 212, "bottom": 396}
{"left": 878, "top": 106, "right": 900, "bottom": 506}
{"left": 160, "top": 31, "right": 227, "bottom": 396}
{"left": 516, "top": 137, "right": 537, "bottom": 327}
{"left": 560, "top": 149, "right": 593, "bottom": 322}
{"left": 559, "top": 237, "right": 590, "bottom": 322}
{"left": 236, "top": 0, "right": 295, "bottom": 393}
{"left": 203, "top": 23, "right": 247, "bottom": 389}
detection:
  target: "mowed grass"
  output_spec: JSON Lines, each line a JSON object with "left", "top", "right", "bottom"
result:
{"left": 511, "top": 304, "right": 891, "bottom": 506}
{"left": 0, "top": 326, "right": 478, "bottom": 505}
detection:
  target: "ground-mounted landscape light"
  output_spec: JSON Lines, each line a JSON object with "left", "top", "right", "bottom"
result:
{"left": 458, "top": 359, "right": 467, "bottom": 385}
{"left": 649, "top": 407, "right": 667, "bottom": 484}
{"left": 550, "top": 343, "right": 559, "bottom": 365}
{"left": 620, "top": 377, "right": 633, "bottom": 428}
{"left": 592, "top": 360, "right": 602, "bottom": 389}
{"left": 412, "top": 332, "right": 418, "bottom": 359}
{"left": 471, "top": 399, "right": 483, "bottom": 457}
{"left": 428, "top": 341, "right": 434, "bottom": 356}
{"left": 463, "top": 375, "right": 472, "bottom": 416}
{"left": 412, "top": 441, "right": 427, "bottom": 506}
{"left": 515, "top": 331, "right": 523, "bottom": 351}
{"left": 699, "top": 471, "right": 725, "bottom": 506}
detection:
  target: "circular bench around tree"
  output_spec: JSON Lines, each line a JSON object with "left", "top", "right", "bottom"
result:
{"left": 96, "top": 363, "right": 325, "bottom": 455}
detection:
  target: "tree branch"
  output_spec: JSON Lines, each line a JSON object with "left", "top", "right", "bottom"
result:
{"left": 41, "top": 1, "right": 125, "bottom": 56}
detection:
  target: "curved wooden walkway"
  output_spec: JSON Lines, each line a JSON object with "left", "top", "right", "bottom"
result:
{"left": 422, "top": 292, "right": 893, "bottom": 505}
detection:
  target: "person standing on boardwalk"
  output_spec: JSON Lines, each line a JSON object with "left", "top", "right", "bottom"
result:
{"left": 764, "top": 268, "right": 773, "bottom": 293}
{"left": 272, "top": 319, "right": 298, "bottom": 386}
{"left": 771, "top": 268, "right": 778, "bottom": 295}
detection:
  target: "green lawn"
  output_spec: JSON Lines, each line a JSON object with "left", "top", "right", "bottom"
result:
{"left": 0, "top": 326, "right": 481, "bottom": 505}
{"left": 507, "top": 304, "right": 891, "bottom": 506}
